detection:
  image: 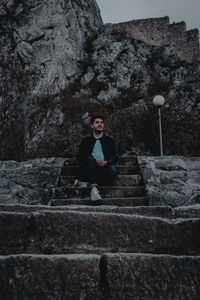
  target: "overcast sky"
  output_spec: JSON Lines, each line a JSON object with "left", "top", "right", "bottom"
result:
{"left": 96, "top": 0, "right": 200, "bottom": 31}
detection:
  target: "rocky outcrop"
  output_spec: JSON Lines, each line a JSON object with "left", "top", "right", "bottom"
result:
{"left": 80, "top": 24, "right": 200, "bottom": 156}
{"left": 138, "top": 155, "right": 200, "bottom": 207}
{"left": 0, "top": 157, "right": 65, "bottom": 205}
{"left": 0, "top": 0, "right": 102, "bottom": 159}
{"left": 0, "top": 0, "right": 200, "bottom": 159}
{"left": 0, "top": 0, "right": 102, "bottom": 95}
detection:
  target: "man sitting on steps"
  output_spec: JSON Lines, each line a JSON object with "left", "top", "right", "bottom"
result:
{"left": 77, "top": 115, "right": 118, "bottom": 201}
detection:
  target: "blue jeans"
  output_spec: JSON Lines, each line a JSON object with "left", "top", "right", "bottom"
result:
{"left": 81, "top": 156, "right": 118, "bottom": 186}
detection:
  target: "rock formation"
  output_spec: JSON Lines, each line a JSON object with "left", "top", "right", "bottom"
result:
{"left": 1, "top": 2, "right": 200, "bottom": 298}
{"left": 0, "top": 0, "right": 103, "bottom": 159}
{"left": 0, "top": 0, "right": 200, "bottom": 159}
{"left": 0, "top": 157, "right": 65, "bottom": 205}
{"left": 138, "top": 155, "right": 200, "bottom": 207}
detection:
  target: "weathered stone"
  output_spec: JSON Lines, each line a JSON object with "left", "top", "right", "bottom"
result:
{"left": 55, "top": 186, "right": 145, "bottom": 199}
{"left": 0, "top": 0, "right": 103, "bottom": 159}
{"left": 154, "top": 158, "right": 187, "bottom": 171}
{"left": 0, "top": 153, "right": 200, "bottom": 300}
{"left": 0, "top": 204, "right": 173, "bottom": 218}
{"left": 58, "top": 174, "right": 142, "bottom": 186}
{"left": 1, "top": 211, "right": 200, "bottom": 255}
{"left": 138, "top": 156, "right": 200, "bottom": 207}
{"left": 0, "top": 158, "right": 65, "bottom": 205}
{"left": 173, "top": 204, "right": 200, "bottom": 219}
{"left": 0, "top": 254, "right": 100, "bottom": 300}
{"left": 103, "top": 253, "right": 200, "bottom": 300}
{"left": 50, "top": 197, "right": 146, "bottom": 207}
{"left": 0, "top": 253, "right": 200, "bottom": 300}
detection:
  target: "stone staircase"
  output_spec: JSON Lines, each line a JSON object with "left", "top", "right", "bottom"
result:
{"left": 0, "top": 156, "right": 200, "bottom": 299}
{"left": 51, "top": 156, "right": 147, "bottom": 207}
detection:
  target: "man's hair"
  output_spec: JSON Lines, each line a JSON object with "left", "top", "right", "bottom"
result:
{"left": 91, "top": 115, "right": 104, "bottom": 124}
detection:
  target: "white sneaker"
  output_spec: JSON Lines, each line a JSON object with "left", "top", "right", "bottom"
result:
{"left": 90, "top": 188, "right": 102, "bottom": 201}
{"left": 74, "top": 179, "right": 88, "bottom": 188}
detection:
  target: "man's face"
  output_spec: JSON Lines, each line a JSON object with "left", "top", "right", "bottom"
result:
{"left": 91, "top": 118, "right": 104, "bottom": 134}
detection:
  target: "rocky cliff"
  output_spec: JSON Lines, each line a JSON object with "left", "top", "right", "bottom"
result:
{"left": 0, "top": 0, "right": 200, "bottom": 159}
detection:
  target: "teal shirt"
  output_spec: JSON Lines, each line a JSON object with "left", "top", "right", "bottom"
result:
{"left": 92, "top": 134, "right": 104, "bottom": 161}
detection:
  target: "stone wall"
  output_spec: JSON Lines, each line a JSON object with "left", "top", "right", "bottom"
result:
{"left": 0, "top": 157, "right": 65, "bottom": 205}
{"left": 113, "top": 16, "right": 200, "bottom": 62}
{"left": 138, "top": 156, "right": 200, "bottom": 207}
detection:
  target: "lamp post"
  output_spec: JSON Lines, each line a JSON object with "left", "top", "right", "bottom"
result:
{"left": 153, "top": 95, "right": 165, "bottom": 156}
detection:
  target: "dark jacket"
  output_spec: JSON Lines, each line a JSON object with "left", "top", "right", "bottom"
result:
{"left": 77, "top": 134, "right": 118, "bottom": 165}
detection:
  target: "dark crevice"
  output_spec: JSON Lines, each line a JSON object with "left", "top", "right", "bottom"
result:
{"left": 99, "top": 255, "right": 110, "bottom": 299}
{"left": 26, "top": 34, "right": 45, "bottom": 45}
{"left": 44, "top": 25, "right": 55, "bottom": 30}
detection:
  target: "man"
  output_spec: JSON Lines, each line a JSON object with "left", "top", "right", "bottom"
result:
{"left": 77, "top": 115, "right": 118, "bottom": 201}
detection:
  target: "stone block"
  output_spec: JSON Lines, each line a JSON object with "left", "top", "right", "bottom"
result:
{"left": 0, "top": 211, "right": 200, "bottom": 255}
{"left": 138, "top": 156, "right": 200, "bottom": 207}
{"left": 103, "top": 253, "right": 200, "bottom": 300}
{"left": 0, "top": 158, "right": 65, "bottom": 205}
{"left": 0, "top": 254, "right": 100, "bottom": 300}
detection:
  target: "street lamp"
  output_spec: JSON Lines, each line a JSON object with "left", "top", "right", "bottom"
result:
{"left": 153, "top": 95, "right": 165, "bottom": 156}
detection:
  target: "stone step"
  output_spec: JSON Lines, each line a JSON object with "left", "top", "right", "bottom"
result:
{"left": 102, "top": 253, "right": 200, "bottom": 300}
{"left": 50, "top": 197, "right": 147, "bottom": 207}
{"left": 64, "top": 155, "right": 138, "bottom": 166}
{"left": 58, "top": 174, "right": 142, "bottom": 187}
{"left": 54, "top": 186, "right": 146, "bottom": 199}
{"left": 61, "top": 165, "right": 140, "bottom": 176}
{"left": 0, "top": 254, "right": 100, "bottom": 300}
{"left": 1, "top": 211, "right": 200, "bottom": 255}
{"left": 0, "top": 204, "right": 173, "bottom": 218}
{"left": 50, "top": 205, "right": 173, "bottom": 218}
{"left": 1, "top": 253, "right": 199, "bottom": 300}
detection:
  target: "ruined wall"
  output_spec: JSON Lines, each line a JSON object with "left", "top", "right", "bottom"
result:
{"left": 113, "top": 16, "right": 200, "bottom": 62}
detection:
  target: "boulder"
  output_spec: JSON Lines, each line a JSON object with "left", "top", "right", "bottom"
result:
{"left": 0, "top": 158, "right": 65, "bottom": 205}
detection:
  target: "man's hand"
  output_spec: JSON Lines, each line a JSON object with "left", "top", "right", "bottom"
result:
{"left": 96, "top": 159, "right": 108, "bottom": 167}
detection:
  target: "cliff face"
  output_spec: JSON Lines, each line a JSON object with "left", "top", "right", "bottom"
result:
{"left": 0, "top": 0, "right": 102, "bottom": 159}
{"left": 1, "top": 0, "right": 102, "bottom": 95}
{"left": 82, "top": 24, "right": 200, "bottom": 156}
{"left": 0, "top": 0, "right": 200, "bottom": 159}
